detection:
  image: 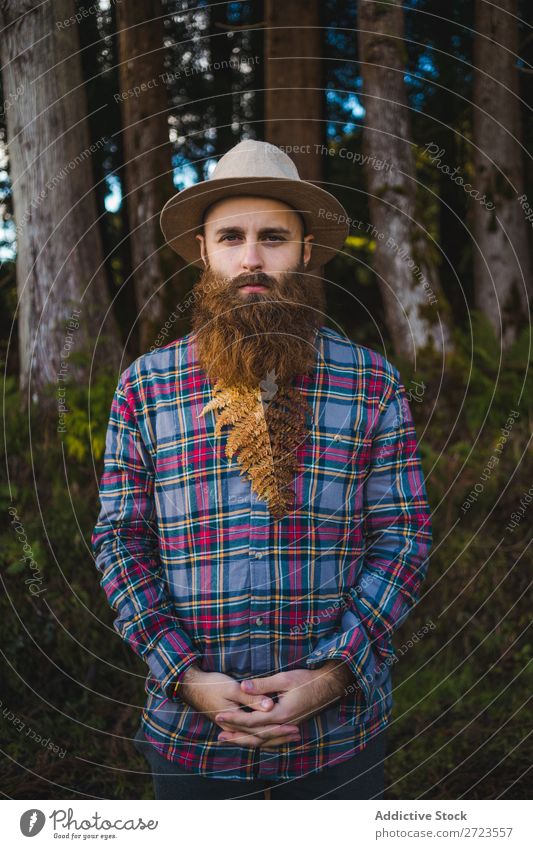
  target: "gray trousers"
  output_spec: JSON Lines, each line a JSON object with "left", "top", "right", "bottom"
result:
{"left": 133, "top": 723, "right": 387, "bottom": 800}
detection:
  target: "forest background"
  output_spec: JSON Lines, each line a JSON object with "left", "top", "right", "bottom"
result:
{"left": 0, "top": 0, "right": 531, "bottom": 799}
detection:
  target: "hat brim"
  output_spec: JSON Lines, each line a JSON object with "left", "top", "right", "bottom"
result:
{"left": 159, "top": 177, "right": 349, "bottom": 270}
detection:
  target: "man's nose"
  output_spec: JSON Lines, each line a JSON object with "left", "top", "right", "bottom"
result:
{"left": 240, "top": 238, "right": 263, "bottom": 272}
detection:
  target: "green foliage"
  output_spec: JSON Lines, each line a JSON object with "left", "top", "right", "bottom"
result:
{"left": 380, "top": 314, "right": 531, "bottom": 798}
{"left": 0, "top": 368, "right": 152, "bottom": 798}
{"left": 62, "top": 371, "right": 118, "bottom": 463}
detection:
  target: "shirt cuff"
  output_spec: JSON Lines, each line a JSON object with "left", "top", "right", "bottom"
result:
{"left": 144, "top": 630, "right": 201, "bottom": 701}
{"left": 305, "top": 608, "right": 393, "bottom": 723}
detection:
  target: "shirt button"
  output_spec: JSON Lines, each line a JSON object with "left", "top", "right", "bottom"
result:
{"left": 334, "top": 433, "right": 342, "bottom": 442}
{"left": 254, "top": 551, "right": 263, "bottom": 559}
{"left": 255, "top": 616, "right": 264, "bottom": 626}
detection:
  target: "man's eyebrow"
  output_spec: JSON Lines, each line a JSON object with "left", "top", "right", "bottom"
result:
{"left": 214, "top": 225, "right": 293, "bottom": 236}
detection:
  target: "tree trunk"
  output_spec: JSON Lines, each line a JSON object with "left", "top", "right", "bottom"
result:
{"left": 358, "top": 0, "right": 452, "bottom": 363}
{"left": 0, "top": 0, "right": 120, "bottom": 403}
{"left": 116, "top": 0, "right": 185, "bottom": 352}
{"left": 264, "top": 0, "right": 323, "bottom": 181}
{"left": 264, "top": 0, "right": 324, "bottom": 280}
{"left": 473, "top": 0, "right": 532, "bottom": 346}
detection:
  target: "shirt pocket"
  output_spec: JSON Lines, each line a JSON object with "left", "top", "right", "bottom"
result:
{"left": 303, "top": 425, "right": 372, "bottom": 519}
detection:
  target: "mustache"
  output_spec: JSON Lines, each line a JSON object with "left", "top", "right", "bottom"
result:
{"left": 233, "top": 271, "right": 276, "bottom": 290}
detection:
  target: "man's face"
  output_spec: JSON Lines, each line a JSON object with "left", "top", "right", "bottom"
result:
{"left": 190, "top": 196, "right": 326, "bottom": 387}
{"left": 195, "top": 195, "right": 315, "bottom": 286}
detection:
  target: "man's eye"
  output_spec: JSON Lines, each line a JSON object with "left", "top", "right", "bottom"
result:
{"left": 220, "top": 234, "right": 241, "bottom": 242}
{"left": 264, "top": 235, "right": 284, "bottom": 242}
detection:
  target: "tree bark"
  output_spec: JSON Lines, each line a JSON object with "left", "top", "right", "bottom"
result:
{"left": 264, "top": 0, "right": 324, "bottom": 280}
{"left": 116, "top": 0, "right": 185, "bottom": 352}
{"left": 358, "top": 0, "right": 452, "bottom": 363}
{"left": 473, "top": 0, "right": 532, "bottom": 346}
{"left": 0, "top": 0, "right": 120, "bottom": 403}
{"left": 264, "top": 0, "right": 323, "bottom": 181}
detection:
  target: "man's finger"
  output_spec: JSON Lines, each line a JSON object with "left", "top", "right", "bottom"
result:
{"left": 218, "top": 730, "right": 263, "bottom": 747}
{"left": 235, "top": 689, "right": 277, "bottom": 712}
{"left": 261, "top": 735, "right": 301, "bottom": 750}
{"left": 218, "top": 726, "right": 300, "bottom": 748}
{"left": 215, "top": 704, "right": 289, "bottom": 728}
{"left": 218, "top": 721, "right": 299, "bottom": 737}
{"left": 240, "top": 673, "right": 286, "bottom": 696}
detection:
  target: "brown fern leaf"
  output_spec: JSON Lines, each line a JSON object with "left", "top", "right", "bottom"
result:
{"left": 198, "top": 379, "right": 313, "bottom": 519}
{"left": 214, "top": 405, "right": 250, "bottom": 435}
{"left": 226, "top": 407, "right": 264, "bottom": 458}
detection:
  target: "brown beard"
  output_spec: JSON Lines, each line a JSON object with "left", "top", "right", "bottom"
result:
{"left": 190, "top": 262, "right": 326, "bottom": 387}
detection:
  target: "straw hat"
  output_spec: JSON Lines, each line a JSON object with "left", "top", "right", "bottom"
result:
{"left": 159, "top": 139, "right": 349, "bottom": 269}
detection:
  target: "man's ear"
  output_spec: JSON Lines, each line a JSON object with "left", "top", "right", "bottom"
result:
{"left": 195, "top": 233, "right": 208, "bottom": 267}
{"left": 302, "top": 234, "right": 315, "bottom": 268}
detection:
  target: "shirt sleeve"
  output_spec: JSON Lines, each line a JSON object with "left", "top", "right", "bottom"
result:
{"left": 91, "top": 376, "right": 201, "bottom": 700}
{"left": 305, "top": 374, "right": 433, "bottom": 722}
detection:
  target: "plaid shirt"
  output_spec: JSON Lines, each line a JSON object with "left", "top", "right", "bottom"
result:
{"left": 91, "top": 324, "right": 432, "bottom": 781}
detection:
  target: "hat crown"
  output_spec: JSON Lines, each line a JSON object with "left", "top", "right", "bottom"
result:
{"left": 160, "top": 138, "right": 350, "bottom": 270}
{"left": 211, "top": 140, "right": 301, "bottom": 182}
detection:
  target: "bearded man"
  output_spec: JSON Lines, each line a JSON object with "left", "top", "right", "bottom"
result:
{"left": 92, "top": 140, "right": 432, "bottom": 800}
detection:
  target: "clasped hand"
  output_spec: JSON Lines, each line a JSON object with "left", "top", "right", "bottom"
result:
{"left": 179, "top": 662, "right": 354, "bottom": 751}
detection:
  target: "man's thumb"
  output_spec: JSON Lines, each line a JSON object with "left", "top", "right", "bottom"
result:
{"left": 239, "top": 677, "right": 276, "bottom": 709}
